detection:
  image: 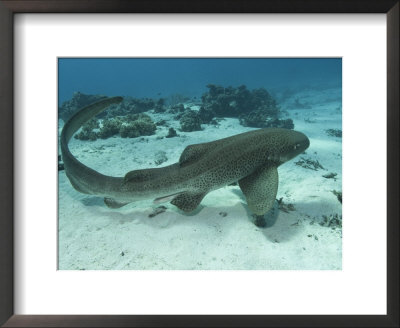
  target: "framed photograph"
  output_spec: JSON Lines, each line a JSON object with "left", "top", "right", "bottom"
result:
{"left": 1, "top": 1, "right": 398, "bottom": 327}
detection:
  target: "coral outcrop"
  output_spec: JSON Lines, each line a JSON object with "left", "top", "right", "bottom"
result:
{"left": 98, "top": 118, "right": 123, "bottom": 139}
{"left": 154, "top": 98, "right": 166, "bottom": 113}
{"left": 74, "top": 118, "right": 100, "bottom": 141}
{"left": 200, "top": 84, "right": 288, "bottom": 128}
{"left": 59, "top": 92, "right": 163, "bottom": 122}
{"left": 119, "top": 114, "right": 157, "bottom": 138}
{"left": 179, "top": 110, "right": 202, "bottom": 132}
{"left": 74, "top": 113, "right": 156, "bottom": 141}
{"left": 59, "top": 92, "right": 107, "bottom": 122}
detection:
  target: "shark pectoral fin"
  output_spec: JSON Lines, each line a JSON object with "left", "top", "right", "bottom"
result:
{"left": 170, "top": 191, "right": 207, "bottom": 212}
{"left": 104, "top": 197, "right": 130, "bottom": 209}
{"left": 239, "top": 166, "right": 279, "bottom": 215}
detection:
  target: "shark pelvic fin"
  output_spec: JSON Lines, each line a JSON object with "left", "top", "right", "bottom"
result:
{"left": 170, "top": 191, "right": 207, "bottom": 212}
{"left": 153, "top": 192, "right": 183, "bottom": 204}
{"left": 104, "top": 197, "right": 130, "bottom": 209}
{"left": 239, "top": 166, "right": 279, "bottom": 215}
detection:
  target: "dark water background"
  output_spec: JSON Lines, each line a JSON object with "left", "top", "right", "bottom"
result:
{"left": 58, "top": 58, "right": 341, "bottom": 106}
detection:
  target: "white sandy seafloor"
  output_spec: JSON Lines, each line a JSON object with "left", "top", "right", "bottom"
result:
{"left": 58, "top": 87, "right": 342, "bottom": 270}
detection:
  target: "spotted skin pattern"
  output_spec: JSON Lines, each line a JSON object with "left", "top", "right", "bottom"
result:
{"left": 61, "top": 97, "right": 310, "bottom": 215}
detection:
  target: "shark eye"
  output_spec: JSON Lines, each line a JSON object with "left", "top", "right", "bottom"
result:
{"left": 293, "top": 143, "right": 300, "bottom": 150}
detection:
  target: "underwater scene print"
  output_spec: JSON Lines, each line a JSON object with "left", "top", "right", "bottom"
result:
{"left": 58, "top": 58, "right": 342, "bottom": 270}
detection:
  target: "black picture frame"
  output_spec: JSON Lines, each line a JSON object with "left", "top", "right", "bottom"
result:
{"left": 0, "top": 1, "right": 398, "bottom": 327}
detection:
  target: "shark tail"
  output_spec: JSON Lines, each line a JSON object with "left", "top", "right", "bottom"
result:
{"left": 60, "top": 97, "right": 124, "bottom": 195}
{"left": 61, "top": 96, "right": 123, "bottom": 144}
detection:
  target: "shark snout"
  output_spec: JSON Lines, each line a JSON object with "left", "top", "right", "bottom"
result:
{"left": 297, "top": 132, "right": 310, "bottom": 152}
{"left": 284, "top": 130, "right": 310, "bottom": 160}
{"left": 293, "top": 130, "right": 309, "bottom": 147}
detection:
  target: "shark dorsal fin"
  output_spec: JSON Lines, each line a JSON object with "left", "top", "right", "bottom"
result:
{"left": 179, "top": 143, "right": 217, "bottom": 167}
{"left": 124, "top": 168, "right": 160, "bottom": 183}
{"left": 123, "top": 164, "right": 180, "bottom": 185}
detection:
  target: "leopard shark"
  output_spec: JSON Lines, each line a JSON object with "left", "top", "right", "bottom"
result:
{"left": 60, "top": 97, "right": 310, "bottom": 215}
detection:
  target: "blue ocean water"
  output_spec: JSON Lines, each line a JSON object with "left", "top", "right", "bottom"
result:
{"left": 58, "top": 58, "right": 341, "bottom": 105}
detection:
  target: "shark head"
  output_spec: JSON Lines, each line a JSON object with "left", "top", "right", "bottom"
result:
{"left": 263, "top": 128, "right": 310, "bottom": 164}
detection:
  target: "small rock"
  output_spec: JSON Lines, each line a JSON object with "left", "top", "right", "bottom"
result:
{"left": 154, "top": 151, "right": 168, "bottom": 165}
{"left": 166, "top": 127, "right": 178, "bottom": 138}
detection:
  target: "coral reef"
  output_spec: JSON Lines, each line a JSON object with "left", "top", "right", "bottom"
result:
{"left": 266, "top": 118, "right": 294, "bottom": 129}
{"left": 73, "top": 113, "right": 156, "bottom": 140}
{"left": 100, "top": 97, "right": 159, "bottom": 119}
{"left": 59, "top": 92, "right": 107, "bottom": 122}
{"left": 98, "top": 118, "right": 122, "bottom": 139}
{"left": 168, "top": 103, "right": 186, "bottom": 114}
{"left": 119, "top": 114, "right": 157, "bottom": 138}
{"left": 154, "top": 98, "right": 166, "bottom": 113}
{"left": 239, "top": 112, "right": 294, "bottom": 129}
{"left": 200, "top": 84, "right": 283, "bottom": 128}
{"left": 167, "top": 93, "right": 190, "bottom": 106}
{"left": 239, "top": 111, "right": 270, "bottom": 128}
{"left": 129, "top": 98, "right": 155, "bottom": 112}
{"left": 119, "top": 124, "right": 140, "bottom": 138}
{"left": 155, "top": 119, "right": 168, "bottom": 127}
{"left": 179, "top": 110, "right": 202, "bottom": 132}
{"left": 201, "top": 84, "right": 278, "bottom": 117}
{"left": 74, "top": 118, "right": 100, "bottom": 141}
{"left": 59, "top": 92, "right": 163, "bottom": 122}
{"left": 198, "top": 106, "right": 215, "bottom": 124}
